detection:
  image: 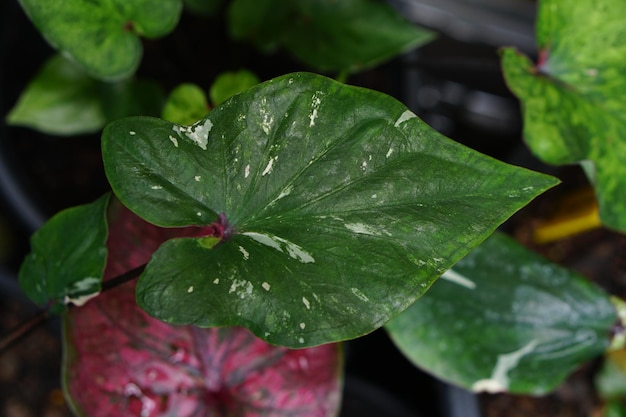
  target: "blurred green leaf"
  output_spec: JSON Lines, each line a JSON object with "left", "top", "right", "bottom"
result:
{"left": 209, "top": 69, "right": 260, "bottom": 106}
{"left": 162, "top": 83, "right": 209, "bottom": 125}
{"left": 387, "top": 232, "right": 616, "bottom": 395}
{"left": 17, "top": 0, "right": 182, "bottom": 80}
{"left": 501, "top": 0, "right": 626, "bottom": 231}
{"left": 228, "top": 0, "right": 434, "bottom": 73}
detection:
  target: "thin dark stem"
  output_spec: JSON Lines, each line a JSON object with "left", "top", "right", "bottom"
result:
{"left": 0, "top": 309, "right": 49, "bottom": 352}
{"left": 0, "top": 263, "right": 147, "bottom": 354}
{"left": 101, "top": 263, "right": 146, "bottom": 293}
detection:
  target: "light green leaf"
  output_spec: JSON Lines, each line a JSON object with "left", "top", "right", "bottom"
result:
{"left": 209, "top": 70, "right": 260, "bottom": 107}
{"left": 501, "top": 0, "right": 626, "bottom": 231}
{"left": 17, "top": 0, "right": 182, "bottom": 80}
{"left": 102, "top": 72, "right": 557, "bottom": 347}
{"left": 386, "top": 232, "right": 616, "bottom": 395}
{"left": 228, "top": 0, "right": 434, "bottom": 73}
{"left": 162, "top": 83, "right": 209, "bottom": 125}
{"left": 6, "top": 55, "right": 106, "bottom": 135}
{"left": 19, "top": 194, "right": 110, "bottom": 311}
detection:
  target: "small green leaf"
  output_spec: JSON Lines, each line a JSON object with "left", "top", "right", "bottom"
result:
{"left": 386, "top": 232, "right": 616, "bottom": 395}
{"left": 228, "top": 0, "right": 434, "bottom": 73}
{"left": 501, "top": 0, "right": 626, "bottom": 231}
{"left": 161, "top": 83, "right": 209, "bottom": 125}
{"left": 102, "top": 72, "right": 557, "bottom": 347}
{"left": 209, "top": 70, "right": 260, "bottom": 107}
{"left": 17, "top": 0, "right": 182, "bottom": 80}
{"left": 19, "top": 194, "right": 110, "bottom": 310}
{"left": 6, "top": 55, "right": 106, "bottom": 135}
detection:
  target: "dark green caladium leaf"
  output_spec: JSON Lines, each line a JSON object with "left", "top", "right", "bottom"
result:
{"left": 17, "top": 0, "right": 182, "bottom": 80}
{"left": 19, "top": 194, "right": 110, "bottom": 311}
{"left": 501, "top": 0, "right": 626, "bottom": 231}
{"left": 386, "top": 232, "right": 617, "bottom": 395}
{"left": 228, "top": 0, "right": 435, "bottom": 73}
{"left": 102, "top": 72, "right": 557, "bottom": 347}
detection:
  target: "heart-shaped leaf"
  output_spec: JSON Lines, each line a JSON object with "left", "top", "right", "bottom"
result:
{"left": 386, "top": 232, "right": 617, "bottom": 395}
{"left": 19, "top": 194, "right": 110, "bottom": 311}
{"left": 228, "top": 0, "right": 435, "bottom": 73}
{"left": 17, "top": 0, "right": 182, "bottom": 80}
{"left": 501, "top": 0, "right": 626, "bottom": 231}
{"left": 210, "top": 70, "right": 260, "bottom": 107}
{"left": 162, "top": 83, "right": 210, "bottom": 125}
{"left": 63, "top": 202, "right": 342, "bottom": 417}
{"left": 102, "top": 72, "right": 557, "bottom": 347}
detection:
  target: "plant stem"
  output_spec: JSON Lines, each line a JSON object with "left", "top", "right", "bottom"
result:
{"left": 0, "top": 309, "right": 49, "bottom": 352}
{"left": 0, "top": 263, "right": 147, "bottom": 354}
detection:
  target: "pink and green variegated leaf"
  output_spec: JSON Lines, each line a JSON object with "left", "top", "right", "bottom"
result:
{"left": 62, "top": 200, "right": 342, "bottom": 417}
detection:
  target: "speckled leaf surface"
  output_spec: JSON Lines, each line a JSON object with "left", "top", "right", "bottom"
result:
{"left": 102, "top": 72, "right": 557, "bottom": 348}
{"left": 386, "top": 232, "right": 616, "bottom": 395}
{"left": 63, "top": 202, "right": 342, "bottom": 417}
{"left": 501, "top": 0, "right": 626, "bottom": 231}
{"left": 17, "top": 0, "right": 182, "bottom": 80}
{"left": 19, "top": 194, "right": 109, "bottom": 311}
{"left": 228, "top": 0, "right": 434, "bottom": 73}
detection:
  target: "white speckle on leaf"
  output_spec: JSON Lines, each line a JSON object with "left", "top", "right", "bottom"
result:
{"left": 259, "top": 99, "right": 274, "bottom": 134}
{"left": 472, "top": 340, "right": 539, "bottom": 393}
{"left": 213, "top": 278, "right": 220, "bottom": 285}
{"left": 262, "top": 282, "right": 271, "bottom": 291}
{"left": 309, "top": 109, "right": 318, "bottom": 127}
{"left": 345, "top": 222, "right": 390, "bottom": 237}
{"left": 386, "top": 147, "right": 394, "bottom": 158}
{"left": 394, "top": 110, "right": 417, "bottom": 127}
{"left": 371, "top": 194, "right": 377, "bottom": 199}
{"left": 298, "top": 337, "right": 305, "bottom": 344}
{"left": 129, "top": 131, "right": 136, "bottom": 135}
{"left": 194, "top": 176, "right": 201, "bottom": 182}
{"left": 173, "top": 119, "right": 213, "bottom": 150}
{"left": 442, "top": 269, "right": 476, "bottom": 290}
{"left": 197, "top": 212, "right": 202, "bottom": 217}
{"left": 522, "top": 186, "right": 534, "bottom": 191}
{"left": 300, "top": 322, "right": 306, "bottom": 329}
{"left": 243, "top": 232, "right": 315, "bottom": 263}
{"left": 238, "top": 246, "right": 250, "bottom": 260}
{"left": 187, "top": 286, "right": 194, "bottom": 293}
{"left": 351, "top": 287, "right": 369, "bottom": 302}
{"left": 150, "top": 185, "right": 163, "bottom": 190}
{"left": 245, "top": 164, "right": 251, "bottom": 178}
{"left": 229, "top": 279, "right": 253, "bottom": 299}
{"left": 361, "top": 160, "right": 367, "bottom": 171}
{"left": 302, "top": 297, "right": 311, "bottom": 310}
{"left": 261, "top": 157, "right": 277, "bottom": 176}
{"left": 169, "top": 135, "right": 179, "bottom": 147}
{"left": 64, "top": 292, "right": 100, "bottom": 307}
{"left": 276, "top": 185, "right": 293, "bottom": 200}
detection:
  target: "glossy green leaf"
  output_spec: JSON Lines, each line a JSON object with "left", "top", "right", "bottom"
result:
{"left": 501, "top": 0, "right": 626, "bottom": 231}
{"left": 102, "top": 72, "right": 557, "bottom": 347}
{"left": 17, "top": 0, "right": 182, "bottom": 80}
{"left": 386, "top": 232, "right": 616, "bottom": 395}
{"left": 210, "top": 70, "right": 260, "bottom": 107}
{"left": 6, "top": 55, "right": 106, "bottom": 135}
{"left": 228, "top": 0, "right": 434, "bottom": 73}
{"left": 162, "top": 83, "right": 209, "bottom": 125}
{"left": 18, "top": 194, "right": 110, "bottom": 311}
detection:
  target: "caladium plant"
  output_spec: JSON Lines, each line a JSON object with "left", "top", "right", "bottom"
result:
{"left": 7, "top": 0, "right": 626, "bottom": 416}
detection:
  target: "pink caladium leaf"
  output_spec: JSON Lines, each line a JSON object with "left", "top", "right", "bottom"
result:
{"left": 62, "top": 200, "right": 343, "bottom": 417}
